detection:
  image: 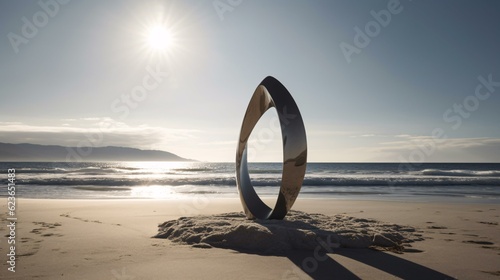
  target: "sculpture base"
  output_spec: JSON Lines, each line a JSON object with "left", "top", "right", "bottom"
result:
{"left": 155, "top": 210, "right": 421, "bottom": 255}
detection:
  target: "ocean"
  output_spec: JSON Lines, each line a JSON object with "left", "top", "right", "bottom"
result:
{"left": 2, "top": 162, "right": 500, "bottom": 203}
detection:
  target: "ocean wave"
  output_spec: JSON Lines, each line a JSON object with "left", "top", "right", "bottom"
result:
{"left": 21, "top": 177, "right": 236, "bottom": 186}
{"left": 172, "top": 168, "right": 214, "bottom": 172}
{"left": 302, "top": 177, "right": 500, "bottom": 186}
{"left": 421, "top": 169, "right": 500, "bottom": 177}
{"left": 17, "top": 168, "right": 70, "bottom": 174}
{"left": 74, "top": 186, "right": 132, "bottom": 191}
{"left": 248, "top": 169, "right": 283, "bottom": 174}
{"left": 19, "top": 175, "right": 500, "bottom": 187}
{"left": 16, "top": 166, "right": 144, "bottom": 175}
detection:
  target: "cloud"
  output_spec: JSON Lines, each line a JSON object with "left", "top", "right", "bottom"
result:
{"left": 350, "top": 133, "right": 393, "bottom": 138}
{"left": 198, "top": 140, "right": 237, "bottom": 146}
{"left": 307, "top": 131, "right": 500, "bottom": 162}
{"left": 308, "top": 130, "right": 356, "bottom": 136}
{"left": 357, "top": 136, "right": 500, "bottom": 162}
{"left": 81, "top": 117, "right": 101, "bottom": 121}
{"left": 0, "top": 118, "right": 199, "bottom": 150}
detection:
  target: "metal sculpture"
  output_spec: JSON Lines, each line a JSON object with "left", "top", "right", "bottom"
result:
{"left": 236, "top": 76, "right": 307, "bottom": 220}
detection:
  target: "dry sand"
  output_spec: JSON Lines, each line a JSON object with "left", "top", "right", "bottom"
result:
{"left": 1, "top": 198, "right": 499, "bottom": 279}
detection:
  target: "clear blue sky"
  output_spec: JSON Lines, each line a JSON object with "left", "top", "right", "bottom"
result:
{"left": 1, "top": 0, "right": 500, "bottom": 162}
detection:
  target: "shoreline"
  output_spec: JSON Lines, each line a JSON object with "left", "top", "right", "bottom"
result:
{"left": 1, "top": 198, "right": 499, "bottom": 279}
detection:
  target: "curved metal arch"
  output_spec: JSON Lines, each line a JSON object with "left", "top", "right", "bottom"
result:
{"left": 236, "top": 76, "right": 307, "bottom": 220}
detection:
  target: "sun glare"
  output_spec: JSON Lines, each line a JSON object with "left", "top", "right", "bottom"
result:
{"left": 131, "top": 5, "right": 192, "bottom": 64}
{"left": 147, "top": 25, "right": 172, "bottom": 50}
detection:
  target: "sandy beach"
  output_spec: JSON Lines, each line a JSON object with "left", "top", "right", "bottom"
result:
{"left": 3, "top": 1, "right": 500, "bottom": 279}
{"left": 1, "top": 198, "right": 499, "bottom": 279}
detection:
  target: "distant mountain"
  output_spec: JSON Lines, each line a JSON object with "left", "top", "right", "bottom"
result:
{"left": 0, "top": 142, "right": 194, "bottom": 162}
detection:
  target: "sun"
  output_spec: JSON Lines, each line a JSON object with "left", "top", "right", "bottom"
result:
{"left": 133, "top": 8, "right": 186, "bottom": 63}
{"left": 146, "top": 25, "right": 173, "bottom": 51}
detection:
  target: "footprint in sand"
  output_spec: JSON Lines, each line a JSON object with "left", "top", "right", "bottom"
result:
{"left": 60, "top": 213, "right": 104, "bottom": 224}
{"left": 463, "top": 240, "right": 494, "bottom": 245}
{"left": 20, "top": 221, "right": 64, "bottom": 258}
{"left": 16, "top": 237, "right": 42, "bottom": 257}
{"left": 478, "top": 221, "right": 498, "bottom": 225}
{"left": 481, "top": 271, "right": 500, "bottom": 276}
{"left": 31, "top": 222, "right": 63, "bottom": 237}
{"left": 482, "top": 245, "right": 500, "bottom": 251}
{"left": 427, "top": 225, "right": 447, "bottom": 229}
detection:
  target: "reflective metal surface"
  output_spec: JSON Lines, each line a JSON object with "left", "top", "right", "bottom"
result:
{"left": 236, "top": 76, "right": 307, "bottom": 220}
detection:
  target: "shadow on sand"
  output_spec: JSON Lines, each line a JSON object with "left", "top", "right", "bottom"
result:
{"left": 253, "top": 217, "right": 456, "bottom": 280}
{"left": 232, "top": 219, "right": 456, "bottom": 280}
{"left": 284, "top": 248, "right": 455, "bottom": 280}
{"left": 155, "top": 211, "right": 456, "bottom": 279}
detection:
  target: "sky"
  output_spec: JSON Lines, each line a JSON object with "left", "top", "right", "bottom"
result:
{"left": 1, "top": 0, "right": 500, "bottom": 162}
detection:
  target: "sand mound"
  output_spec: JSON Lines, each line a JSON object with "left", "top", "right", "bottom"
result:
{"left": 155, "top": 211, "right": 422, "bottom": 255}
